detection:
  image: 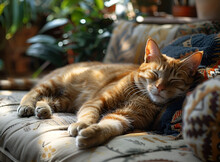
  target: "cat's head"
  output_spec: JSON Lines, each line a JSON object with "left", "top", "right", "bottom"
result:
{"left": 137, "top": 38, "right": 203, "bottom": 105}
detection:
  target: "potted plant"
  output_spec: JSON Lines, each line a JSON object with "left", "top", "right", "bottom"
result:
{"left": 26, "top": 0, "right": 113, "bottom": 77}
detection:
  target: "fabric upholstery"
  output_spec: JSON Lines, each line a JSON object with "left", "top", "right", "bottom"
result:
{"left": 0, "top": 91, "right": 200, "bottom": 162}
{"left": 104, "top": 20, "right": 220, "bottom": 65}
{"left": 183, "top": 76, "right": 220, "bottom": 161}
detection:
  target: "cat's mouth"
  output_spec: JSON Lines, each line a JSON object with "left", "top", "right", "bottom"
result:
{"left": 149, "top": 92, "right": 167, "bottom": 104}
{"left": 153, "top": 94, "right": 165, "bottom": 100}
{"left": 151, "top": 92, "right": 164, "bottom": 98}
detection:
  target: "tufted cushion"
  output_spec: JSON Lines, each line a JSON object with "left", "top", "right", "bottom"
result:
{"left": 104, "top": 20, "right": 179, "bottom": 64}
{"left": 183, "top": 76, "right": 220, "bottom": 161}
{"left": 104, "top": 20, "right": 220, "bottom": 64}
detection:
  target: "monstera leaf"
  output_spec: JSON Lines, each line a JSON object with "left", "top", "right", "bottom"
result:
{"left": 27, "top": 35, "right": 56, "bottom": 44}
{"left": 39, "top": 18, "right": 69, "bottom": 34}
{"left": 26, "top": 43, "right": 66, "bottom": 67}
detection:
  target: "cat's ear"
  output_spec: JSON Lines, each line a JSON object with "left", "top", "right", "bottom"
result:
{"left": 181, "top": 51, "right": 203, "bottom": 75}
{"left": 144, "top": 38, "right": 162, "bottom": 63}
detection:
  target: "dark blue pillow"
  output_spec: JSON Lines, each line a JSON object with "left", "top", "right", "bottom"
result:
{"left": 162, "top": 33, "right": 220, "bottom": 67}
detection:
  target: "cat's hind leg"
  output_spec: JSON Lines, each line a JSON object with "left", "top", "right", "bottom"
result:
{"left": 18, "top": 78, "right": 63, "bottom": 118}
{"left": 35, "top": 95, "right": 76, "bottom": 119}
{"left": 35, "top": 99, "right": 53, "bottom": 119}
{"left": 17, "top": 90, "right": 39, "bottom": 117}
{"left": 17, "top": 95, "right": 54, "bottom": 119}
{"left": 34, "top": 96, "right": 66, "bottom": 119}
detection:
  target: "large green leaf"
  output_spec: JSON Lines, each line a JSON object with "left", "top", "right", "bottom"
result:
{"left": 94, "top": 0, "right": 104, "bottom": 10}
{"left": 12, "top": 0, "right": 19, "bottom": 33}
{"left": 39, "top": 18, "right": 69, "bottom": 34}
{"left": 5, "top": 0, "right": 20, "bottom": 39}
{"left": 26, "top": 43, "right": 66, "bottom": 66}
{"left": 61, "top": 0, "right": 80, "bottom": 10}
{"left": 22, "top": 0, "right": 32, "bottom": 24}
{"left": 27, "top": 35, "right": 56, "bottom": 44}
{"left": 71, "top": 9, "right": 85, "bottom": 25}
{"left": 0, "top": 1, "right": 8, "bottom": 15}
{"left": 26, "top": 0, "right": 37, "bottom": 21}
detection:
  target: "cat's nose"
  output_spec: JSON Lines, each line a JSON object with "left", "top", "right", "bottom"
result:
{"left": 156, "top": 84, "right": 165, "bottom": 93}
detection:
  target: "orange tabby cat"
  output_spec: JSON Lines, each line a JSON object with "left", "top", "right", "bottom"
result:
{"left": 17, "top": 39, "right": 203, "bottom": 149}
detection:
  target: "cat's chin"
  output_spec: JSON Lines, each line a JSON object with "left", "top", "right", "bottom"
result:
{"left": 148, "top": 93, "right": 167, "bottom": 105}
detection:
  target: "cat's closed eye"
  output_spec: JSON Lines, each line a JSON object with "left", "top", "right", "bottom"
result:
{"left": 145, "top": 70, "right": 159, "bottom": 81}
{"left": 169, "top": 79, "right": 184, "bottom": 84}
{"left": 168, "top": 79, "right": 185, "bottom": 90}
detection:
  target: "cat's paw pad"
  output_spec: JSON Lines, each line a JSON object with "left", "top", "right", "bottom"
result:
{"left": 79, "top": 124, "right": 101, "bottom": 138}
{"left": 68, "top": 122, "right": 89, "bottom": 137}
{"left": 76, "top": 124, "right": 103, "bottom": 149}
{"left": 76, "top": 136, "right": 90, "bottom": 149}
{"left": 17, "top": 105, "right": 34, "bottom": 117}
{"left": 35, "top": 106, "right": 52, "bottom": 119}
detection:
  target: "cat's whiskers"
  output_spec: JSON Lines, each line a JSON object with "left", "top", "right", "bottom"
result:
{"left": 123, "top": 81, "right": 139, "bottom": 93}
{"left": 129, "top": 90, "right": 145, "bottom": 99}
{"left": 123, "top": 84, "right": 136, "bottom": 94}
{"left": 137, "top": 89, "right": 149, "bottom": 98}
{"left": 125, "top": 87, "right": 140, "bottom": 99}
{"left": 128, "top": 85, "right": 147, "bottom": 99}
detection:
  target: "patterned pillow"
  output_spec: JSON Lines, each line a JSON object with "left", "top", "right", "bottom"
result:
{"left": 183, "top": 76, "right": 220, "bottom": 161}
{"left": 104, "top": 20, "right": 220, "bottom": 64}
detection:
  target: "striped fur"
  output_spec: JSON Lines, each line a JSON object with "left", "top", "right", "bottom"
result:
{"left": 17, "top": 39, "right": 203, "bottom": 149}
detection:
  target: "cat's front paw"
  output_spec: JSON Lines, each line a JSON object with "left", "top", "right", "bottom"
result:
{"left": 35, "top": 106, "right": 52, "bottom": 119}
{"left": 34, "top": 101, "right": 52, "bottom": 119}
{"left": 17, "top": 105, "right": 35, "bottom": 117}
{"left": 76, "top": 124, "right": 105, "bottom": 149}
{"left": 68, "top": 122, "right": 90, "bottom": 137}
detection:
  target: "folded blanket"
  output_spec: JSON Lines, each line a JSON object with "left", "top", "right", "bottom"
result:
{"left": 162, "top": 33, "right": 220, "bottom": 65}
{"left": 153, "top": 97, "right": 185, "bottom": 136}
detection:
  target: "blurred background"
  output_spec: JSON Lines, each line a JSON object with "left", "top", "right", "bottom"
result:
{"left": 0, "top": 0, "right": 219, "bottom": 78}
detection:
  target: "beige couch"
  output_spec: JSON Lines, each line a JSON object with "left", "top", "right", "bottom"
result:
{"left": 0, "top": 91, "right": 199, "bottom": 162}
{"left": 1, "top": 20, "right": 220, "bottom": 162}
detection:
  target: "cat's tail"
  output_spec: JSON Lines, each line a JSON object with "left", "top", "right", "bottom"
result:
{"left": 0, "top": 78, "right": 38, "bottom": 90}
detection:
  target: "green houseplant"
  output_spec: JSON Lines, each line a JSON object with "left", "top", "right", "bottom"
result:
{"left": 26, "top": 0, "right": 113, "bottom": 77}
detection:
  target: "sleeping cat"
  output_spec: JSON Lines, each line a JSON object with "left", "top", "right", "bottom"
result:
{"left": 17, "top": 38, "right": 203, "bottom": 149}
